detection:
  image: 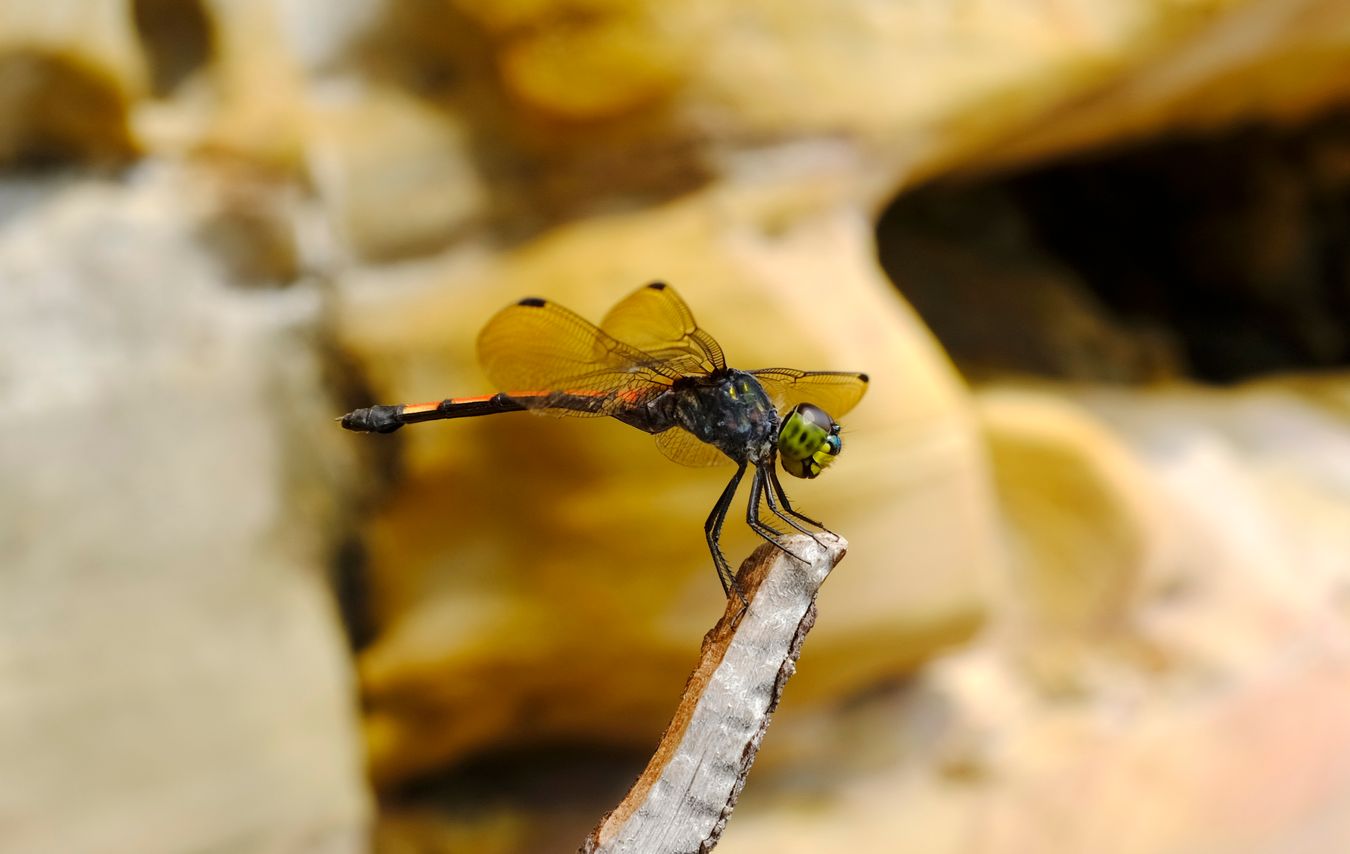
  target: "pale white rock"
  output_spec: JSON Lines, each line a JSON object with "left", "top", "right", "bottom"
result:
{"left": 723, "top": 379, "right": 1350, "bottom": 854}
{"left": 0, "top": 166, "right": 370, "bottom": 854}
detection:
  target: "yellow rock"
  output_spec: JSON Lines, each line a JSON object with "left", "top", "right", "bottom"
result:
{"left": 306, "top": 89, "right": 488, "bottom": 260}
{"left": 0, "top": 0, "right": 145, "bottom": 164}
{"left": 191, "top": 0, "right": 307, "bottom": 166}
{"left": 980, "top": 0, "right": 1350, "bottom": 170}
{"left": 496, "top": 9, "right": 684, "bottom": 121}
{"left": 977, "top": 387, "right": 1177, "bottom": 690}
{"left": 440, "top": 0, "right": 695, "bottom": 156}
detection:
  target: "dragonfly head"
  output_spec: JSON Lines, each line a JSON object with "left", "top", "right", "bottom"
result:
{"left": 777, "top": 403, "right": 842, "bottom": 479}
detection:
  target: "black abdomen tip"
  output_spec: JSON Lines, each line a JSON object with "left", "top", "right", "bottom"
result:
{"left": 858, "top": 373, "right": 869, "bottom": 383}
{"left": 518, "top": 297, "right": 547, "bottom": 307}
{"left": 341, "top": 405, "right": 404, "bottom": 433}
{"left": 647, "top": 281, "right": 668, "bottom": 290}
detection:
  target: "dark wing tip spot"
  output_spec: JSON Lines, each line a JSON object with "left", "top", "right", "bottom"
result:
{"left": 518, "top": 296, "right": 547, "bottom": 307}
{"left": 858, "top": 373, "right": 870, "bottom": 383}
{"left": 647, "top": 281, "right": 668, "bottom": 290}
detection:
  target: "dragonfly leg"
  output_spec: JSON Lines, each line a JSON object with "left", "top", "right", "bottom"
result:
{"left": 706, "top": 462, "right": 749, "bottom": 604}
{"left": 767, "top": 464, "right": 831, "bottom": 533}
{"left": 760, "top": 464, "right": 824, "bottom": 547}
{"left": 747, "top": 467, "right": 808, "bottom": 563}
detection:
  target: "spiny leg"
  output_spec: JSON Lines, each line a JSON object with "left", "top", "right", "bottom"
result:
{"left": 767, "top": 464, "right": 831, "bottom": 532}
{"left": 759, "top": 463, "right": 823, "bottom": 546}
{"left": 744, "top": 466, "right": 786, "bottom": 540}
{"left": 746, "top": 467, "right": 809, "bottom": 563}
{"left": 705, "top": 461, "right": 748, "bottom": 604}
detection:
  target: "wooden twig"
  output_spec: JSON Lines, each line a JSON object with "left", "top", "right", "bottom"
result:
{"left": 581, "top": 533, "right": 848, "bottom": 854}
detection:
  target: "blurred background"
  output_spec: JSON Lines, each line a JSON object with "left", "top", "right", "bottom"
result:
{"left": 3, "top": 1, "right": 1349, "bottom": 852}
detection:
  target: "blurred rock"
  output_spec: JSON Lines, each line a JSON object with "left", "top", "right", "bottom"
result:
{"left": 363, "top": 380, "right": 1350, "bottom": 853}
{"left": 3, "top": 0, "right": 1349, "bottom": 850}
{"left": 193, "top": 0, "right": 307, "bottom": 165}
{"left": 306, "top": 89, "right": 489, "bottom": 261}
{"left": 461, "top": 0, "right": 1350, "bottom": 182}
{"left": 0, "top": 167, "right": 369, "bottom": 852}
{"left": 877, "top": 183, "right": 1185, "bottom": 382}
{"left": 879, "top": 107, "right": 1350, "bottom": 384}
{"left": 1004, "top": 112, "right": 1350, "bottom": 381}
{"left": 40, "top": 0, "right": 1349, "bottom": 252}
{"left": 0, "top": 1, "right": 144, "bottom": 166}
{"left": 715, "top": 377, "right": 1350, "bottom": 853}
{"left": 975, "top": 0, "right": 1350, "bottom": 171}
{"left": 978, "top": 388, "right": 1177, "bottom": 693}
{"left": 192, "top": 160, "right": 305, "bottom": 287}
{"left": 473, "top": 2, "right": 684, "bottom": 122}
{"left": 453, "top": 0, "right": 1350, "bottom": 152}
{"left": 1073, "top": 378, "right": 1350, "bottom": 622}
{"left": 337, "top": 193, "right": 998, "bottom": 786}
{"left": 132, "top": 0, "right": 214, "bottom": 98}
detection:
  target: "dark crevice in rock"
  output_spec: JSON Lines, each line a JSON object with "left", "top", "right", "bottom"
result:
{"left": 878, "top": 109, "right": 1350, "bottom": 384}
{"left": 318, "top": 332, "right": 404, "bottom": 654}
{"left": 0, "top": 51, "right": 138, "bottom": 169}
{"left": 132, "top": 0, "right": 215, "bottom": 98}
{"left": 378, "top": 743, "right": 648, "bottom": 853}
{"left": 332, "top": 534, "right": 378, "bottom": 653}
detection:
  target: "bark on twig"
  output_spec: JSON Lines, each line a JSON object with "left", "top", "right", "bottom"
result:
{"left": 581, "top": 533, "right": 848, "bottom": 854}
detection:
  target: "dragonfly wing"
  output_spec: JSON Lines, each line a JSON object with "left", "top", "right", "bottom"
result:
{"left": 750, "top": 369, "right": 870, "bottom": 419}
{"left": 477, "top": 296, "right": 677, "bottom": 417}
{"left": 655, "top": 426, "right": 734, "bottom": 467}
{"left": 600, "top": 282, "right": 726, "bottom": 375}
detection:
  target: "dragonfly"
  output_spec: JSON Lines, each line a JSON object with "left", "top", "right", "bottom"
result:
{"left": 340, "top": 282, "right": 868, "bottom": 601}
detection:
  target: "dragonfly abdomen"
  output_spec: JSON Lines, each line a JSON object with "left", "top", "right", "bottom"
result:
{"left": 342, "top": 388, "right": 652, "bottom": 433}
{"left": 341, "top": 393, "right": 529, "bottom": 432}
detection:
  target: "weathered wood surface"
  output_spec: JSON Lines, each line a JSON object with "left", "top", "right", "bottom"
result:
{"left": 582, "top": 533, "right": 847, "bottom": 854}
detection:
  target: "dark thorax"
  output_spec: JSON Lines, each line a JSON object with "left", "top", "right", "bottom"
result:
{"left": 668, "top": 369, "right": 780, "bottom": 463}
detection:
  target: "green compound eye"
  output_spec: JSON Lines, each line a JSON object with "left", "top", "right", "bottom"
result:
{"left": 777, "top": 403, "right": 842, "bottom": 479}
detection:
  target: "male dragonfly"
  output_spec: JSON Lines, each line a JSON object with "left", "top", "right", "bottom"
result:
{"left": 341, "top": 282, "right": 867, "bottom": 601}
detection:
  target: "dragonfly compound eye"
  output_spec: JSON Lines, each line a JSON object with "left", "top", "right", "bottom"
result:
{"left": 777, "top": 403, "right": 842, "bottom": 479}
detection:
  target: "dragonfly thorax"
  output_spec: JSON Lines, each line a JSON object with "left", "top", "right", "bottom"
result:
{"left": 777, "top": 403, "right": 842, "bottom": 479}
{"left": 668, "top": 369, "right": 781, "bottom": 464}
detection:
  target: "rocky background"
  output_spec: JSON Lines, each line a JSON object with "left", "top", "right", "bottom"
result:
{"left": 2, "top": 1, "right": 1349, "bottom": 852}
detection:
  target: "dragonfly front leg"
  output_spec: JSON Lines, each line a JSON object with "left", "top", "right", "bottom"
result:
{"left": 760, "top": 464, "right": 824, "bottom": 547}
{"left": 705, "top": 461, "right": 748, "bottom": 604}
{"left": 767, "top": 464, "right": 831, "bottom": 533}
{"left": 746, "top": 467, "right": 808, "bottom": 563}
